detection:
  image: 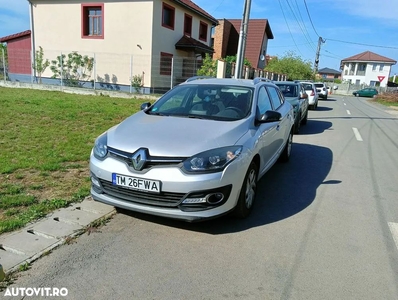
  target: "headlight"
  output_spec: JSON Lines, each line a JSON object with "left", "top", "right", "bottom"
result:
{"left": 183, "top": 146, "right": 242, "bottom": 173}
{"left": 93, "top": 132, "right": 108, "bottom": 159}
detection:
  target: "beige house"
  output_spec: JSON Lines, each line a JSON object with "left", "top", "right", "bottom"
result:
{"left": 29, "top": 0, "right": 218, "bottom": 91}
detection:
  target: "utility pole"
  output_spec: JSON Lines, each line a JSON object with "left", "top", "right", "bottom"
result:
{"left": 314, "top": 37, "right": 325, "bottom": 75}
{"left": 234, "top": 0, "right": 252, "bottom": 79}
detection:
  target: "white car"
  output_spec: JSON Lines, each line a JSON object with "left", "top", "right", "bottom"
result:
{"left": 314, "top": 82, "right": 328, "bottom": 99}
{"left": 301, "top": 82, "right": 319, "bottom": 110}
{"left": 90, "top": 77, "right": 295, "bottom": 222}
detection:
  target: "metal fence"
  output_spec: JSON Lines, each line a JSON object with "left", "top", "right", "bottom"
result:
{"left": 0, "top": 47, "right": 286, "bottom": 95}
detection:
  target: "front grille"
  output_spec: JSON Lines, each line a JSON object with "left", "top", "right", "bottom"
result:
{"left": 108, "top": 147, "right": 186, "bottom": 170}
{"left": 99, "top": 179, "right": 185, "bottom": 207}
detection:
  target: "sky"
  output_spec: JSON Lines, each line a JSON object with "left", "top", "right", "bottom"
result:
{"left": 1, "top": 0, "right": 398, "bottom": 75}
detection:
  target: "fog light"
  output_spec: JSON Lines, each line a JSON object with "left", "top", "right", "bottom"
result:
{"left": 91, "top": 176, "right": 101, "bottom": 188}
{"left": 182, "top": 197, "right": 207, "bottom": 204}
{"left": 207, "top": 193, "right": 224, "bottom": 205}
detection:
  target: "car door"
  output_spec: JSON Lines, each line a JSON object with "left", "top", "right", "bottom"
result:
{"left": 266, "top": 85, "right": 290, "bottom": 156}
{"left": 255, "top": 86, "right": 280, "bottom": 173}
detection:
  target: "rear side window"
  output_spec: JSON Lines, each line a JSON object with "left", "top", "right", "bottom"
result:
{"left": 267, "top": 86, "right": 283, "bottom": 109}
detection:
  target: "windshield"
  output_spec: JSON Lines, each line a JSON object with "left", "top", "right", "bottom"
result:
{"left": 314, "top": 83, "right": 324, "bottom": 88}
{"left": 147, "top": 84, "right": 254, "bottom": 121}
{"left": 275, "top": 84, "right": 298, "bottom": 97}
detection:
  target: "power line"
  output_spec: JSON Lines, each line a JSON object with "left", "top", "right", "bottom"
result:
{"left": 284, "top": 0, "right": 316, "bottom": 53}
{"left": 210, "top": 0, "right": 226, "bottom": 14}
{"left": 303, "top": 0, "right": 320, "bottom": 38}
{"left": 277, "top": 0, "right": 304, "bottom": 57}
{"left": 325, "top": 38, "right": 398, "bottom": 50}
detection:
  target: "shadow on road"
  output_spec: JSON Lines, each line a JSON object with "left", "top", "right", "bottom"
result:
{"left": 314, "top": 106, "right": 333, "bottom": 111}
{"left": 118, "top": 142, "right": 334, "bottom": 235}
{"left": 299, "top": 120, "right": 333, "bottom": 135}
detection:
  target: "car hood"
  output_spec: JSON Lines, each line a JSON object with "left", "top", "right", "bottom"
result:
{"left": 106, "top": 111, "right": 250, "bottom": 157}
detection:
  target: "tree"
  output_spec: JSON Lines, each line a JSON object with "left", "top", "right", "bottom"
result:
{"left": 0, "top": 43, "right": 7, "bottom": 80}
{"left": 265, "top": 51, "right": 313, "bottom": 80}
{"left": 196, "top": 54, "right": 217, "bottom": 77}
{"left": 50, "top": 51, "right": 94, "bottom": 87}
{"left": 32, "top": 46, "right": 50, "bottom": 84}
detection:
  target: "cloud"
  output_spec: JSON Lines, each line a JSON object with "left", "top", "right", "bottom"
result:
{"left": 0, "top": 0, "right": 30, "bottom": 37}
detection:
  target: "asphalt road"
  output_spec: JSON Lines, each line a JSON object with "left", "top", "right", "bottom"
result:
{"left": 4, "top": 95, "right": 398, "bottom": 300}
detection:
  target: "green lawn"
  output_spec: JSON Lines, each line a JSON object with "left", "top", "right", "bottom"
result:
{"left": 0, "top": 87, "right": 146, "bottom": 234}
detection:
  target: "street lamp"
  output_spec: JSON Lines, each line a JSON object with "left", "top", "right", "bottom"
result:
{"left": 234, "top": 0, "right": 252, "bottom": 79}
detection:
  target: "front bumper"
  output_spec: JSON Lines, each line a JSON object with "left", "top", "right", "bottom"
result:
{"left": 89, "top": 154, "right": 247, "bottom": 221}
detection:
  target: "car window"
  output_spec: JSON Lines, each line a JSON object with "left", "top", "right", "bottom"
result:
{"left": 275, "top": 84, "right": 298, "bottom": 97}
{"left": 257, "top": 86, "right": 272, "bottom": 115}
{"left": 267, "top": 86, "right": 283, "bottom": 109}
{"left": 314, "top": 83, "right": 324, "bottom": 88}
{"left": 303, "top": 83, "right": 313, "bottom": 90}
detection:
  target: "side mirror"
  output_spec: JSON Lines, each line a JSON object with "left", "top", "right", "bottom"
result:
{"left": 140, "top": 102, "right": 151, "bottom": 111}
{"left": 258, "top": 110, "right": 282, "bottom": 123}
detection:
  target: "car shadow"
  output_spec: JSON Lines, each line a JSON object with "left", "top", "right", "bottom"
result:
{"left": 314, "top": 106, "right": 333, "bottom": 111}
{"left": 118, "top": 142, "right": 334, "bottom": 234}
{"left": 298, "top": 120, "right": 333, "bottom": 135}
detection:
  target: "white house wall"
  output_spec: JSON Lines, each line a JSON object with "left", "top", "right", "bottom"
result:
{"left": 342, "top": 62, "right": 392, "bottom": 87}
{"left": 32, "top": 0, "right": 154, "bottom": 86}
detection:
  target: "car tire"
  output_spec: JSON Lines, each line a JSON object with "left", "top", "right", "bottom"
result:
{"left": 234, "top": 161, "right": 258, "bottom": 219}
{"left": 279, "top": 129, "right": 293, "bottom": 163}
{"left": 355, "top": 93, "right": 359, "bottom": 97}
{"left": 301, "top": 110, "right": 308, "bottom": 125}
{"left": 325, "top": 95, "right": 328, "bottom": 100}
{"left": 294, "top": 115, "right": 301, "bottom": 134}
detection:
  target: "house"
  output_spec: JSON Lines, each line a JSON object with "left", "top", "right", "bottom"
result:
{"left": 28, "top": 0, "right": 218, "bottom": 91}
{"left": 340, "top": 51, "right": 396, "bottom": 88}
{"left": 0, "top": 30, "right": 31, "bottom": 82}
{"left": 212, "top": 19, "right": 274, "bottom": 70}
{"left": 317, "top": 67, "right": 341, "bottom": 81}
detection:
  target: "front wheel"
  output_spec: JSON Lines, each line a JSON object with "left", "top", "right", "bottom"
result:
{"left": 355, "top": 93, "right": 359, "bottom": 97}
{"left": 234, "top": 162, "right": 258, "bottom": 219}
{"left": 301, "top": 110, "right": 308, "bottom": 125}
{"left": 294, "top": 115, "right": 301, "bottom": 134}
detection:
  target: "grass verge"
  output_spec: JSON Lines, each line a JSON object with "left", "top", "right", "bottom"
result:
{"left": 0, "top": 87, "right": 146, "bottom": 234}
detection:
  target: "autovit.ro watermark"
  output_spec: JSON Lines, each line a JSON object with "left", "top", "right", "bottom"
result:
{"left": 3, "top": 287, "right": 68, "bottom": 297}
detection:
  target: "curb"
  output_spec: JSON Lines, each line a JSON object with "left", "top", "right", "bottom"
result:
{"left": 0, "top": 197, "right": 116, "bottom": 279}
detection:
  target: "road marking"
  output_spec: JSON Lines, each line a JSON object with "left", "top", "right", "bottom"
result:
{"left": 346, "top": 110, "right": 351, "bottom": 115}
{"left": 352, "top": 127, "right": 363, "bottom": 141}
{"left": 388, "top": 222, "right": 398, "bottom": 251}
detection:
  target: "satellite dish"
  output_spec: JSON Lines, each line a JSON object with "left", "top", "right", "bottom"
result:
{"left": 260, "top": 55, "right": 265, "bottom": 61}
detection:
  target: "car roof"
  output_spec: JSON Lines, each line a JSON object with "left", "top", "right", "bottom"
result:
{"left": 274, "top": 81, "right": 301, "bottom": 85}
{"left": 180, "top": 77, "right": 277, "bottom": 88}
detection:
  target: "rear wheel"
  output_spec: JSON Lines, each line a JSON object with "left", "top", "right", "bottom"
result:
{"left": 234, "top": 162, "right": 258, "bottom": 219}
{"left": 294, "top": 115, "right": 301, "bottom": 134}
{"left": 301, "top": 110, "right": 308, "bottom": 125}
{"left": 279, "top": 129, "right": 293, "bottom": 163}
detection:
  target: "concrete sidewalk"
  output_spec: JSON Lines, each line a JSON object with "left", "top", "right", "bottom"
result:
{"left": 0, "top": 197, "right": 115, "bottom": 277}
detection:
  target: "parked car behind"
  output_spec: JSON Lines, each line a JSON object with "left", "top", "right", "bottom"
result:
{"left": 301, "top": 82, "right": 319, "bottom": 110}
{"left": 275, "top": 81, "right": 309, "bottom": 134}
{"left": 352, "top": 88, "right": 378, "bottom": 98}
{"left": 314, "top": 82, "right": 328, "bottom": 99}
{"left": 90, "top": 77, "right": 295, "bottom": 221}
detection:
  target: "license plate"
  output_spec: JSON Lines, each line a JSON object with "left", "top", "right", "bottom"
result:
{"left": 112, "top": 173, "right": 161, "bottom": 193}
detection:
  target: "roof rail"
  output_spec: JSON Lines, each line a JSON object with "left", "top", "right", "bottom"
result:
{"left": 185, "top": 76, "right": 214, "bottom": 82}
{"left": 253, "top": 77, "right": 271, "bottom": 84}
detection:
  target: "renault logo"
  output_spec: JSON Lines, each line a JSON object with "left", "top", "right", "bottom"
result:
{"left": 131, "top": 148, "right": 148, "bottom": 171}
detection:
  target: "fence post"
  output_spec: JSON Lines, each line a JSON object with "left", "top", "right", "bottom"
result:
{"left": 60, "top": 52, "right": 63, "bottom": 88}
{"left": 130, "top": 55, "right": 133, "bottom": 93}
{"left": 170, "top": 57, "right": 174, "bottom": 89}
{"left": 2, "top": 48, "right": 5, "bottom": 83}
{"left": 93, "top": 52, "right": 96, "bottom": 90}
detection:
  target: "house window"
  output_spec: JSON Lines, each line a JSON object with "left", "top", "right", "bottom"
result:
{"left": 162, "top": 3, "right": 175, "bottom": 30}
{"left": 82, "top": 3, "right": 104, "bottom": 39}
{"left": 199, "top": 21, "right": 208, "bottom": 42}
{"left": 184, "top": 14, "right": 192, "bottom": 36}
{"left": 372, "top": 64, "right": 377, "bottom": 71}
{"left": 380, "top": 64, "right": 384, "bottom": 71}
{"left": 160, "top": 52, "right": 173, "bottom": 75}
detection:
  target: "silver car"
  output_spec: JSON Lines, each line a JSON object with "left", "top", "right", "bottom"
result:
{"left": 90, "top": 77, "right": 294, "bottom": 221}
